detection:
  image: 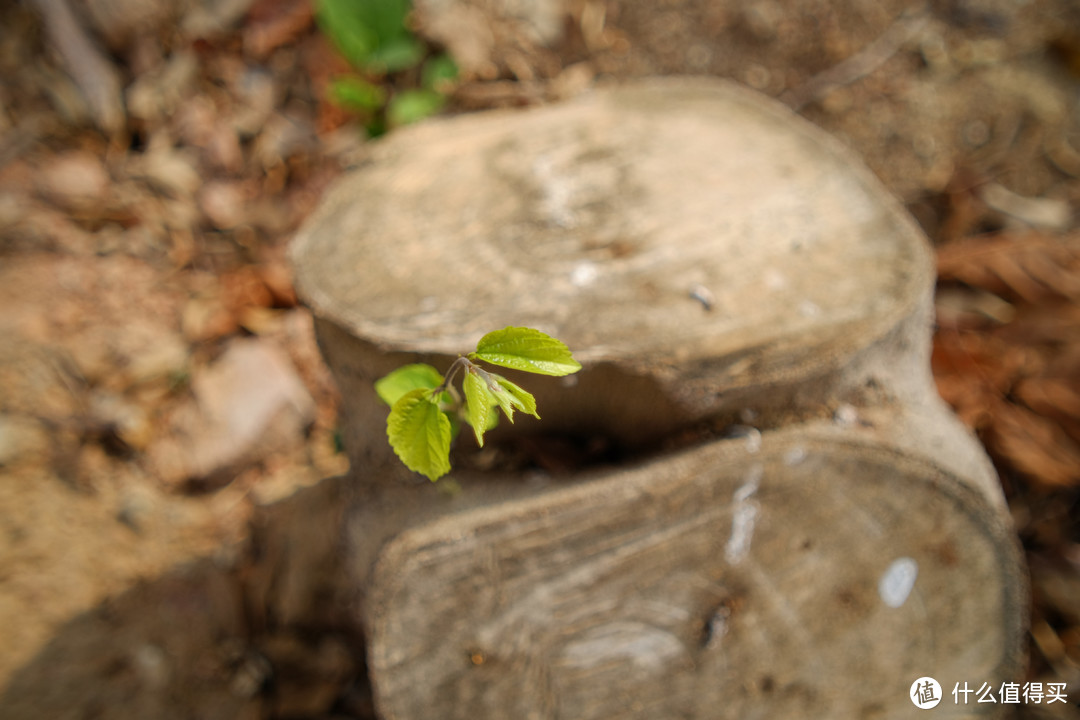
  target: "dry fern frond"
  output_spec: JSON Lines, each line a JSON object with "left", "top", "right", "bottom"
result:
{"left": 937, "top": 231, "right": 1080, "bottom": 304}
{"left": 986, "top": 398, "right": 1080, "bottom": 489}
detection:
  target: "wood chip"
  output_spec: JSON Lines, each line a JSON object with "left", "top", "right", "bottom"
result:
{"left": 35, "top": 151, "right": 111, "bottom": 211}
{"left": 980, "top": 182, "right": 1073, "bottom": 231}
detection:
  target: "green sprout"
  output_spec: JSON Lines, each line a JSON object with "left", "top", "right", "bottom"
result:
{"left": 376, "top": 327, "right": 582, "bottom": 481}
{"left": 316, "top": 0, "right": 458, "bottom": 135}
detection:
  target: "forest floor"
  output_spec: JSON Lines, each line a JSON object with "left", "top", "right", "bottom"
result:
{"left": 0, "top": 0, "right": 1078, "bottom": 718}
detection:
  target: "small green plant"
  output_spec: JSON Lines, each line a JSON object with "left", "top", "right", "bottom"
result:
{"left": 316, "top": 0, "right": 457, "bottom": 136}
{"left": 376, "top": 327, "right": 582, "bottom": 481}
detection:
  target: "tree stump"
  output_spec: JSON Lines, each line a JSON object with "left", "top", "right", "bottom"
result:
{"left": 290, "top": 79, "right": 1026, "bottom": 719}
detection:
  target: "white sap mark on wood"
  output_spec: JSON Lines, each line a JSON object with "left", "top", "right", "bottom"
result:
{"left": 783, "top": 445, "right": 807, "bottom": 466}
{"left": 833, "top": 403, "right": 858, "bottom": 427}
{"left": 559, "top": 621, "right": 687, "bottom": 671}
{"left": 734, "top": 463, "right": 762, "bottom": 501}
{"left": 726, "top": 463, "right": 762, "bottom": 564}
{"left": 879, "top": 557, "right": 919, "bottom": 609}
{"left": 571, "top": 261, "right": 598, "bottom": 287}
{"left": 725, "top": 425, "right": 761, "bottom": 454}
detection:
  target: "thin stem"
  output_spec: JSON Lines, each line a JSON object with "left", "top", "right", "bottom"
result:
{"left": 434, "top": 355, "right": 473, "bottom": 395}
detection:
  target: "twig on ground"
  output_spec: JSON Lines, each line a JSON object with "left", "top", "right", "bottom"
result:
{"left": 27, "top": 0, "right": 126, "bottom": 133}
{"left": 781, "top": 3, "right": 930, "bottom": 111}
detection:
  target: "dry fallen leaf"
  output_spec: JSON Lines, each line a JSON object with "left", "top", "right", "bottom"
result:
{"left": 986, "top": 398, "right": 1080, "bottom": 489}
{"left": 934, "top": 230, "right": 1080, "bottom": 491}
{"left": 243, "top": 0, "right": 314, "bottom": 58}
{"left": 1015, "top": 377, "right": 1080, "bottom": 446}
{"left": 931, "top": 328, "right": 1035, "bottom": 429}
{"left": 937, "top": 231, "right": 1080, "bottom": 304}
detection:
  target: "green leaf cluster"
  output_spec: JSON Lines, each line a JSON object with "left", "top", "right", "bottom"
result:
{"left": 316, "top": 0, "right": 458, "bottom": 136}
{"left": 316, "top": 0, "right": 421, "bottom": 72}
{"left": 377, "top": 327, "right": 581, "bottom": 481}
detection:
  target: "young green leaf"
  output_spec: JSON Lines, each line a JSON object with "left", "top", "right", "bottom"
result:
{"left": 387, "top": 88, "right": 445, "bottom": 127}
{"left": 387, "top": 388, "right": 452, "bottom": 481}
{"left": 486, "top": 377, "right": 518, "bottom": 422}
{"left": 421, "top": 54, "right": 459, "bottom": 92}
{"left": 469, "top": 327, "right": 582, "bottom": 377}
{"left": 369, "top": 38, "right": 425, "bottom": 74}
{"left": 316, "top": 0, "right": 417, "bottom": 72}
{"left": 375, "top": 363, "right": 444, "bottom": 406}
{"left": 327, "top": 75, "right": 386, "bottom": 112}
{"left": 493, "top": 376, "right": 540, "bottom": 419}
{"left": 315, "top": 0, "right": 377, "bottom": 69}
{"left": 463, "top": 371, "right": 497, "bottom": 446}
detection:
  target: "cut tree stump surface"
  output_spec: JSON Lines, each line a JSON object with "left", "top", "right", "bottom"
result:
{"left": 289, "top": 78, "right": 1026, "bottom": 719}
{"left": 293, "top": 79, "right": 927, "bottom": 366}
{"left": 292, "top": 79, "right": 934, "bottom": 449}
{"left": 363, "top": 428, "right": 1024, "bottom": 719}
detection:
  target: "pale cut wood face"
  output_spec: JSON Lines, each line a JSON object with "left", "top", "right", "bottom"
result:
{"left": 291, "top": 79, "right": 930, "bottom": 379}
{"left": 363, "top": 431, "right": 1025, "bottom": 720}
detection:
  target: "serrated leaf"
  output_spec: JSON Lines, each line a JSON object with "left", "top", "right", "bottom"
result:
{"left": 470, "top": 327, "right": 582, "bottom": 376}
{"left": 487, "top": 378, "right": 517, "bottom": 422}
{"left": 468, "top": 366, "right": 518, "bottom": 422}
{"left": 482, "top": 405, "right": 499, "bottom": 431}
{"left": 387, "top": 388, "right": 452, "bottom": 481}
{"left": 463, "top": 371, "right": 497, "bottom": 446}
{"left": 375, "top": 364, "right": 444, "bottom": 406}
{"left": 494, "top": 376, "right": 539, "bottom": 419}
